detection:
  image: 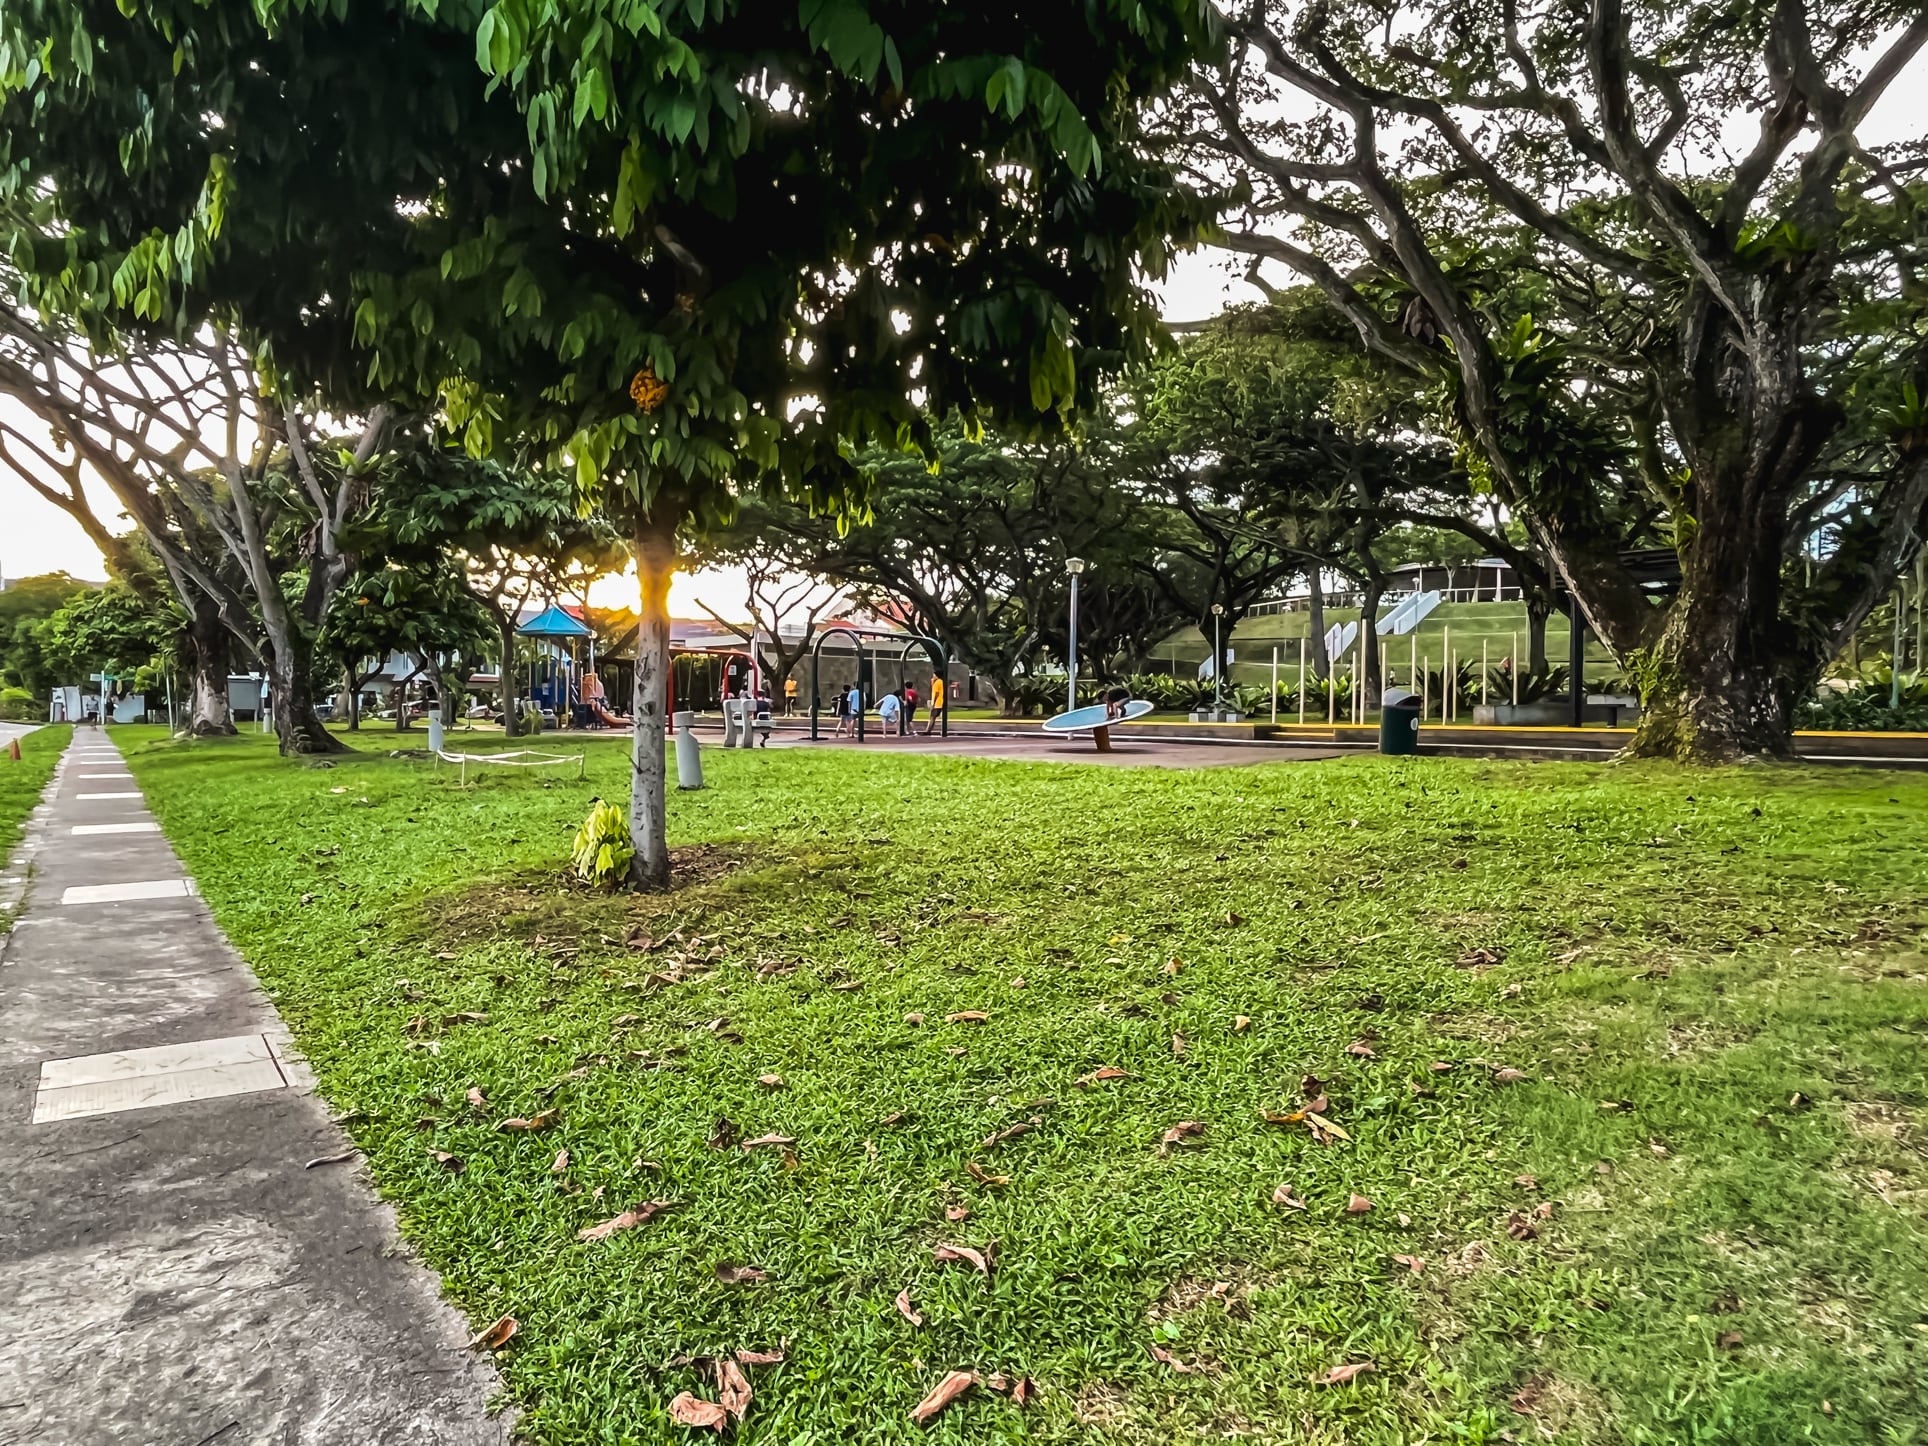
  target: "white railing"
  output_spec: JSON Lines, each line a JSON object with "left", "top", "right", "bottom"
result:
{"left": 1248, "top": 584, "right": 1523, "bottom": 616}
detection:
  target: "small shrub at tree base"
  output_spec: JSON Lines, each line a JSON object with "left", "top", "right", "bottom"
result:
{"left": 571, "top": 799, "right": 634, "bottom": 888}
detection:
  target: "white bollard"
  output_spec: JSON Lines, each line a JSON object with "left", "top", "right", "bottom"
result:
{"left": 675, "top": 710, "right": 704, "bottom": 789}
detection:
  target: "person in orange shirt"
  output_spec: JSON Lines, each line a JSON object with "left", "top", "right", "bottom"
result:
{"left": 922, "top": 672, "right": 946, "bottom": 734}
{"left": 783, "top": 675, "right": 798, "bottom": 716}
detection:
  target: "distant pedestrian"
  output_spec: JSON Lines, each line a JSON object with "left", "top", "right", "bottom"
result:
{"left": 846, "top": 683, "right": 864, "bottom": 738}
{"left": 877, "top": 688, "right": 903, "bottom": 735}
{"left": 902, "top": 682, "right": 919, "bottom": 733}
{"left": 753, "top": 686, "right": 773, "bottom": 746}
{"left": 832, "top": 687, "right": 851, "bottom": 737}
{"left": 924, "top": 673, "right": 945, "bottom": 735}
{"left": 783, "top": 676, "right": 798, "bottom": 716}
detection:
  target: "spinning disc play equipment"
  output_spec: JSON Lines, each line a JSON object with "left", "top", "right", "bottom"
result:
{"left": 1040, "top": 699, "right": 1153, "bottom": 751}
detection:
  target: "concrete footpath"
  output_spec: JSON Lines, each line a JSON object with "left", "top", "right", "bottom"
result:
{"left": 0, "top": 729, "right": 506, "bottom": 1445}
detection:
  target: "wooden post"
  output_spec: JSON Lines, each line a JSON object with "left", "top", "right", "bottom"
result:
{"left": 1409, "top": 632, "right": 1417, "bottom": 693}
{"left": 1297, "top": 636, "right": 1306, "bottom": 724}
{"left": 1271, "top": 646, "right": 1279, "bottom": 724}
{"left": 1421, "top": 654, "right": 1429, "bottom": 720}
{"left": 1511, "top": 630, "right": 1519, "bottom": 705}
{"left": 1441, "top": 625, "right": 1450, "bottom": 723}
{"left": 1482, "top": 639, "right": 1489, "bottom": 705}
{"left": 1327, "top": 658, "right": 1336, "bottom": 725}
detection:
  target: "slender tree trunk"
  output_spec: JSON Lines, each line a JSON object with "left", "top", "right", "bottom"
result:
{"left": 1525, "top": 593, "right": 1551, "bottom": 676}
{"left": 1360, "top": 578, "right": 1383, "bottom": 697}
{"left": 346, "top": 666, "right": 362, "bottom": 730}
{"left": 628, "top": 510, "right": 677, "bottom": 891}
{"left": 1306, "top": 572, "right": 1331, "bottom": 682}
{"left": 264, "top": 623, "right": 342, "bottom": 755}
{"left": 184, "top": 594, "right": 236, "bottom": 736}
{"left": 499, "top": 618, "right": 520, "bottom": 739}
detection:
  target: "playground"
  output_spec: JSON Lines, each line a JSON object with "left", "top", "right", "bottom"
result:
{"left": 48, "top": 724, "right": 1926, "bottom": 1445}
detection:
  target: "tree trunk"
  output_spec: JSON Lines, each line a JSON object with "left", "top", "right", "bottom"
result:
{"left": 346, "top": 666, "right": 362, "bottom": 730}
{"left": 499, "top": 619, "right": 520, "bottom": 739}
{"left": 1360, "top": 577, "right": 1383, "bottom": 697}
{"left": 1306, "top": 572, "right": 1331, "bottom": 682}
{"left": 184, "top": 594, "right": 236, "bottom": 736}
{"left": 627, "top": 510, "right": 676, "bottom": 891}
{"left": 1626, "top": 584, "right": 1813, "bottom": 761}
{"left": 1525, "top": 593, "right": 1551, "bottom": 676}
{"left": 264, "top": 625, "right": 343, "bottom": 756}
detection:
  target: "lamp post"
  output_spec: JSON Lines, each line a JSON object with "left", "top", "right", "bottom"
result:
{"left": 1211, "top": 602, "right": 1225, "bottom": 716}
{"left": 1065, "top": 556, "right": 1086, "bottom": 713}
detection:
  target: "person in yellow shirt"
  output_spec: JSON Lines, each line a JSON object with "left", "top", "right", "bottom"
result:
{"left": 782, "top": 675, "right": 798, "bottom": 716}
{"left": 923, "top": 672, "right": 946, "bottom": 734}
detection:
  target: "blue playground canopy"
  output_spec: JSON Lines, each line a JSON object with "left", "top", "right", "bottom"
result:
{"left": 517, "top": 605, "right": 594, "bottom": 639}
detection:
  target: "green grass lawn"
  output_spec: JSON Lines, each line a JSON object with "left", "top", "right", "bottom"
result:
{"left": 1, "top": 723, "right": 70, "bottom": 884}
{"left": 116, "top": 728, "right": 1928, "bottom": 1445}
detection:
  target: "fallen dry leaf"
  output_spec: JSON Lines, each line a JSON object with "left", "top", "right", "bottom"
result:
{"left": 1345, "top": 1193, "right": 1374, "bottom": 1215}
{"left": 1511, "top": 1380, "right": 1545, "bottom": 1415}
{"left": 1012, "top": 1376, "right": 1034, "bottom": 1407}
{"left": 715, "top": 1357, "right": 752, "bottom": 1422}
{"left": 1392, "top": 1254, "right": 1426, "bottom": 1274}
{"left": 1163, "top": 958, "right": 1182, "bottom": 976}
{"left": 740, "top": 1133, "right": 796, "bottom": 1151}
{"left": 1233, "top": 1015, "right": 1251, "bottom": 1032}
{"left": 933, "top": 1242, "right": 990, "bottom": 1276}
{"left": 1171, "top": 1031, "right": 1189, "bottom": 1057}
{"left": 1514, "top": 1173, "right": 1539, "bottom": 1190}
{"left": 1148, "top": 1343, "right": 1199, "bottom": 1373}
{"left": 443, "top": 1011, "right": 488, "bottom": 1026}
{"left": 735, "top": 1347, "right": 785, "bottom": 1365}
{"left": 468, "top": 1314, "right": 518, "bottom": 1350}
{"left": 1160, "top": 1120, "right": 1206, "bottom": 1148}
{"left": 910, "top": 1370, "right": 976, "bottom": 1425}
{"left": 708, "top": 1118, "right": 740, "bottom": 1150}
{"left": 668, "top": 1392, "right": 728, "bottom": 1431}
{"left": 904, "top": 1012, "right": 926, "bottom": 1026}
{"left": 981, "top": 1118, "right": 1039, "bottom": 1149}
{"left": 1074, "top": 1066, "right": 1131, "bottom": 1089}
{"left": 1345, "top": 1039, "right": 1378, "bottom": 1058}
{"left": 984, "top": 1372, "right": 1010, "bottom": 1392}
{"left": 1534, "top": 1200, "right": 1555, "bottom": 1220}
{"left": 1271, "top": 1182, "right": 1308, "bottom": 1210}
{"left": 551, "top": 1148, "right": 570, "bottom": 1174}
{"left": 1321, "top": 1361, "right": 1376, "bottom": 1385}
{"left": 1492, "top": 1068, "right": 1528, "bottom": 1085}
{"left": 714, "top": 1262, "right": 770, "bottom": 1285}
{"left": 895, "top": 1287, "right": 923, "bottom": 1326}
{"left": 946, "top": 1011, "right": 990, "bottom": 1024}
{"left": 1505, "top": 1212, "right": 1539, "bottom": 1241}
{"left": 1304, "top": 1113, "right": 1352, "bottom": 1144}
{"left": 303, "top": 1150, "right": 357, "bottom": 1169}
{"left": 1429, "top": 1060, "right": 1455, "bottom": 1073}
{"left": 1717, "top": 1330, "right": 1744, "bottom": 1349}
{"left": 965, "top": 1162, "right": 1010, "bottom": 1187}
{"left": 466, "top": 1086, "right": 488, "bottom": 1111}
{"left": 496, "top": 1111, "right": 557, "bottom": 1133}
{"left": 1009, "top": 976, "right": 1026, "bottom": 990}
{"left": 1224, "top": 910, "right": 1245, "bottom": 927}
{"left": 757, "top": 1073, "right": 785, "bottom": 1090}
{"left": 428, "top": 1149, "right": 465, "bottom": 1173}
{"left": 577, "top": 1200, "right": 679, "bottom": 1242}
{"left": 946, "top": 1205, "right": 971, "bottom": 1222}
{"left": 1301, "top": 1073, "right": 1325, "bottom": 1097}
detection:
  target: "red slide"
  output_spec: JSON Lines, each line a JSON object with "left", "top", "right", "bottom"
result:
{"left": 588, "top": 698, "right": 633, "bottom": 727}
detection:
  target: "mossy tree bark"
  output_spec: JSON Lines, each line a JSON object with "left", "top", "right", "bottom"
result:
{"left": 627, "top": 509, "right": 677, "bottom": 891}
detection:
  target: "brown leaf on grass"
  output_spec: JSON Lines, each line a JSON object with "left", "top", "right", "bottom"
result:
{"left": 1300, "top": 1073, "right": 1325, "bottom": 1097}
{"left": 1429, "top": 1060, "right": 1455, "bottom": 1073}
{"left": 904, "top": 1013, "right": 926, "bottom": 1026}
{"left": 708, "top": 1117, "right": 740, "bottom": 1150}
{"left": 1011, "top": 1377, "right": 1034, "bottom": 1407}
{"left": 983, "top": 1372, "right": 1010, "bottom": 1392}
{"left": 735, "top": 1347, "right": 786, "bottom": 1365}
{"left": 757, "top": 1073, "right": 785, "bottom": 1090}
{"left": 1511, "top": 1380, "right": 1545, "bottom": 1415}
{"left": 443, "top": 1012, "right": 489, "bottom": 1026}
{"left": 946, "top": 1011, "right": 990, "bottom": 1024}
{"left": 1171, "top": 1032, "right": 1189, "bottom": 1058}
{"left": 428, "top": 1149, "right": 465, "bottom": 1173}
{"left": 1321, "top": 1361, "right": 1376, "bottom": 1385}
{"left": 1302, "top": 1112, "right": 1352, "bottom": 1144}
{"left": 740, "top": 1133, "right": 796, "bottom": 1150}
{"left": 1717, "top": 1330, "right": 1744, "bottom": 1349}
{"left": 1271, "top": 1183, "right": 1308, "bottom": 1210}
{"left": 1456, "top": 946, "right": 1506, "bottom": 970}
{"left": 551, "top": 1149, "right": 570, "bottom": 1174}
{"left": 1159, "top": 1120, "right": 1206, "bottom": 1148}
{"left": 1162, "top": 958, "right": 1182, "bottom": 976}
{"left": 667, "top": 1392, "right": 728, "bottom": 1431}
{"left": 1303, "top": 1094, "right": 1330, "bottom": 1115}
{"left": 1534, "top": 1200, "right": 1555, "bottom": 1219}
{"left": 933, "top": 1242, "right": 990, "bottom": 1276}
{"left": 965, "top": 1162, "right": 1010, "bottom": 1187}
{"left": 466, "top": 1086, "right": 488, "bottom": 1111}
{"left": 981, "top": 1117, "right": 1040, "bottom": 1149}
{"left": 1492, "top": 1068, "right": 1528, "bottom": 1085}
{"left": 1147, "top": 1343, "right": 1199, "bottom": 1373}
{"left": 910, "top": 1370, "right": 976, "bottom": 1425}
{"left": 304, "top": 1150, "right": 357, "bottom": 1169}
{"left": 1392, "top": 1254, "right": 1426, "bottom": 1274}
{"left": 496, "top": 1111, "right": 557, "bottom": 1133}
{"left": 895, "top": 1287, "right": 923, "bottom": 1326}
{"left": 880, "top": 1111, "right": 908, "bottom": 1127}
{"left": 1345, "top": 1193, "right": 1374, "bottom": 1215}
{"left": 1224, "top": 910, "right": 1246, "bottom": 927}
{"left": 715, "top": 1357, "right": 753, "bottom": 1422}
{"left": 468, "top": 1314, "right": 518, "bottom": 1350}
{"left": 1009, "top": 976, "right": 1026, "bottom": 990}
{"left": 831, "top": 980, "right": 865, "bottom": 992}
{"left": 1505, "top": 1212, "right": 1539, "bottom": 1241}
{"left": 945, "top": 1047, "right": 968, "bottom": 1058}
{"left": 714, "top": 1262, "right": 770, "bottom": 1285}
{"left": 1514, "top": 1173, "right": 1539, "bottom": 1190}
{"left": 577, "top": 1200, "right": 680, "bottom": 1241}
{"left": 946, "top": 1205, "right": 971, "bottom": 1222}
{"left": 1074, "top": 1066, "right": 1131, "bottom": 1089}
{"left": 1345, "top": 1039, "right": 1378, "bottom": 1058}
{"left": 1233, "top": 1015, "right": 1251, "bottom": 1033}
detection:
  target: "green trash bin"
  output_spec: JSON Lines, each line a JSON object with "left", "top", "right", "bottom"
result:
{"left": 1379, "top": 688, "right": 1420, "bottom": 755}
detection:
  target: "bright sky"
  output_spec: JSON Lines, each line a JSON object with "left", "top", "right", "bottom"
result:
{"left": 6, "top": 52, "right": 1922, "bottom": 619}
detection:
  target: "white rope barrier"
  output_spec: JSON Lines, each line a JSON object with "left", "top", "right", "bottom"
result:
{"left": 434, "top": 748, "right": 586, "bottom": 784}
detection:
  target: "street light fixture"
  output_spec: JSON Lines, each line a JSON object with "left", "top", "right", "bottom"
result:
{"left": 1065, "top": 557, "right": 1087, "bottom": 713}
{"left": 1211, "top": 602, "right": 1226, "bottom": 716}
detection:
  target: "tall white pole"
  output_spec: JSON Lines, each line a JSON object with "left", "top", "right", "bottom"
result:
{"left": 1512, "top": 630, "right": 1519, "bottom": 705}
{"left": 1270, "top": 646, "right": 1279, "bottom": 723}
{"left": 1482, "top": 639, "right": 1489, "bottom": 705}
{"left": 1297, "top": 637, "right": 1305, "bottom": 723}
{"left": 1066, "top": 571, "right": 1080, "bottom": 714}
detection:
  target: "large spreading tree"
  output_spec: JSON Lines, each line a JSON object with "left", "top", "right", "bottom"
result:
{"left": 3, "top": 0, "right": 1223, "bottom": 882}
{"left": 1179, "top": 0, "right": 1928, "bottom": 759}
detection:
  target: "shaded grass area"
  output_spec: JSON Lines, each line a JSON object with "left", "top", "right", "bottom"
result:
{"left": 117, "top": 727, "right": 1928, "bottom": 1445}
{"left": 0, "top": 723, "right": 70, "bottom": 877}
